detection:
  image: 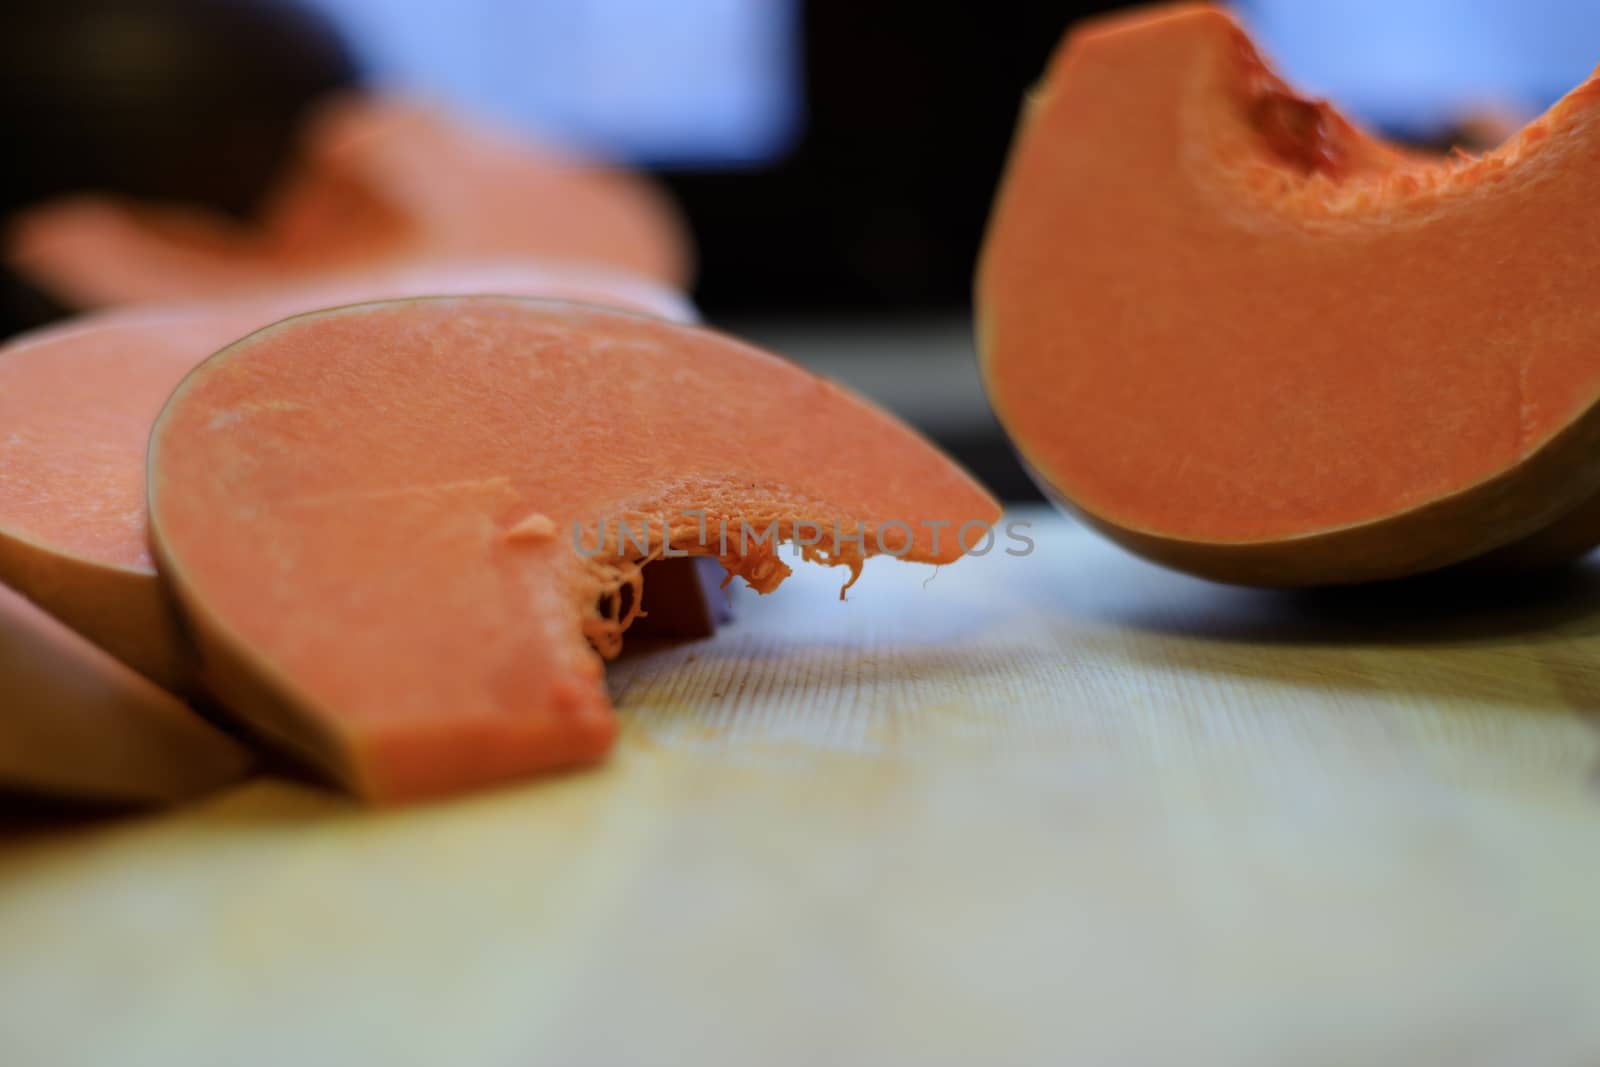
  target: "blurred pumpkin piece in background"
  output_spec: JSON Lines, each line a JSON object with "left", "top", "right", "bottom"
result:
{"left": 0, "top": 0, "right": 363, "bottom": 334}
{"left": 6, "top": 94, "right": 694, "bottom": 311}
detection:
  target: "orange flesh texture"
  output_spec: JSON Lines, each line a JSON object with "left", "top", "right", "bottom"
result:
{"left": 978, "top": 4, "right": 1600, "bottom": 546}
{"left": 148, "top": 298, "right": 1000, "bottom": 802}
{"left": 0, "top": 582, "right": 250, "bottom": 804}
{"left": 0, "top": 262, "right": 692, "bottom": 576}
{"left": 0, "top": 309, "right": 261, "bottom": 572}
{"left": 0, "top": 264, "right": 695, "bottom": 685}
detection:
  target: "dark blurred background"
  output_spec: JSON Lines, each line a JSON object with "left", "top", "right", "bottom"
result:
{"left": 4, "top": 0, "right": 1600, "bottom": 499}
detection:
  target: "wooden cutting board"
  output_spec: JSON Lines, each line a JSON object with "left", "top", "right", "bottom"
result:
{"left": 3, "top": 509, "right": 1598, "bottom": 1066}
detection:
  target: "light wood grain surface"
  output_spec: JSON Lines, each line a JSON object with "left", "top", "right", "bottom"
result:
{"left": 3, "top": 509, "right": 1599, "bottom": 1066}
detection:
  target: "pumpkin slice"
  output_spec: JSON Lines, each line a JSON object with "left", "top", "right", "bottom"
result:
{"left": 0, "top": 582, "right": 250, "bottom": 804}
{"left": 977, "top": 4, "right": 1600, "bottom": 585}
{"left": 148, "top": 297, "right": 1000, "bottom": 801}
{"left": 6, "top": 95, "right": 693, "bottom": 309}
{"left": 0, "top": 261, "right": 694, "bottom": 691}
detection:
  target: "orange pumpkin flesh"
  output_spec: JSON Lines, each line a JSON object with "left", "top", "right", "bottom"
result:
{"left": 978, "top": 4, "right": 1600, "bottom": 584}
{"left": 0, "top": 262, "right": 694, "bottom": 691}
{"left": 6, "top": 96, "right": 694, "bottom": 309}
{"left": 148, "top": 298, "right": 1000, "bottom": 801}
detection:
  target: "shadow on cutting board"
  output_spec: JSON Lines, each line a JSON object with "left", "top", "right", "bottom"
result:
{"left": 1063, "top": 555, "right": 1600, "bottom": 650}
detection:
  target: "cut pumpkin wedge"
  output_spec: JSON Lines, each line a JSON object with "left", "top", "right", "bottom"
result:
{"left": 6, "top": 95, "right": 694, "bottom": 308}
{"left": 978, "top": 4, "right": 1600, "bottom": 584}
{"left": 148, "top": 297, "right": 1000, "bottom": 801}
{"left": 0, "top": 261, "right": 693, "bottom": 692}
